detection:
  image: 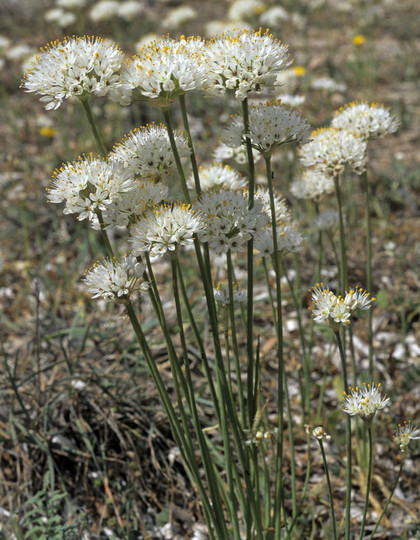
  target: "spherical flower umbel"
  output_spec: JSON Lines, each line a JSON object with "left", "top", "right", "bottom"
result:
{"left": 254, "top": 224, "right": 304, "bottom": 259}
{"left": 101, "top": 179, "right": 169, "bottom": 230}
{"left": 22, "top": 36, "right": 125, "bottom": 110}
{"left": 221, "top": 100, "right": 311, "bottom": 156}
{"left": 129, "top": 202, "right": 205, "bottom": 259}
{"left": 83, "top": 254, "right": 147, "bottom": 302}
{"left": 47, "top": 154, "right": 136, "bottom": 226}
{"left": 309, "top": 283, "right": 375, "bottom": 329}
{"left": 109, "top": 124, "right": 190, "bottom": 179}
{"left": 342, "top": 382, "right": 390, "bottom": 426}
{"left": 194, "top": 188, "right": 269, "bottom": 254}
{"left": 393, "top": 421, "right": 420, "bottom": 453}
{"left": 290, "top": 168, "right": 334, "bottom": 201}
{"left": 202, "top": 28, "right": 291, "bottom": 100}
{"left": 111, "top": 36, "right": 206, "bottom": 106}
{"left": 187, "top": 164, "right": 247, "bottom": 191}
{"left": 298, "top": 127, "right": 367, "bottom": 177}
{"left": 331, "top": 101, "right": 400, "bottom": 140}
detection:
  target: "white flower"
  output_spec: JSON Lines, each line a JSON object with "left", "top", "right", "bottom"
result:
{"left": 111, "top": 36, "right": 205, "bottom": 105}
{"left": 309, "top": 283, "right": 375, "bottom": 329}
{"left": 118, "top": 1, "right": 145, "bottom": 20}
{"left": 22, "top": 36, "right": 124, "bottom": 110}
{"left": 254, "top": 186, "right": 290, "bottom": 223}
{"left": 187, "top": 164, "right": 246, "bottom": 191}
{"left": 161, "top": 6, "right": 197, "bottom": 30}
{"left": 260, "top": 6, "right": 290, "bottom": 26}
{"left": 48, "top": 154, "right": 135, "bottom": 226}
{"left": 342, "top": 383, "right": 390, "bottom": 426}
{"left": 331, "top": 101, "right": 400, "bottom": 140}
{"left": 298, "top": 127, "right": 367, "bottom": 176}
{"left": 202, "top": 28, "right": 291, "bottom": 100}
{"left": 205, "top": 20, "right": 251, "bottom": 38}
{"left": 84, "top": 255, "right": 147, "bottom": 302}
{"left": 314, "top": 209, "right": 339, "bottom": 231}
{"left": 130, "top": 203, "right": 205, "bottom": 259}
{"left": 277, "top": 93, "right": 305, "bottom": 108}
{"left": 290, "top": 168, "right": 334, "bottom": 200}
{"left": 195, "top": 188, "right": 268, "bottom": 254}
{"left": 213, "top": 284, "right": 247, "bottom": 305}
{"left": 101, "top": 179, "right": 168, "bottom": 229}
{"left": 228, "top": 0, "right": 266, "bottom": 21}
{"left": 310, "top": 77, "right": 347, "bottom": 93}
{"left": 57, "top": 0, "right": 87, "bottom": 8}
{"left": 213, "top": 142, "right": 260, "bottom": 164}
{"left": 109, "top": 123, "right": 190, "bottom": 178}
{"left": 221, "top": 100, "right": 311, "bottom": 155}
{"left": 254, "top": 224, "right": 304, "bottom": 258}
{"left": 89, "top": 0, "right": 119, "bottom": 22}
{"left": 393, "top": 421, "right": 420, "bottom": 452}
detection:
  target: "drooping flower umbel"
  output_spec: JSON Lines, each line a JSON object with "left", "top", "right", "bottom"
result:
{"left": 83, "top": 254, "right": 147, "bottom": 302}
{"left": 342, "top": 382, "right": 390, "bottom": 426}
{"left": 195, "top": 188, "right": 269, "bottom": 254}
{"left": 202, "top": 28, "right": 291, "bottom": 100}
{"left": 22, "top": 36, "right": 125, "bottom": 110}
{"left": 109, "top": 123, "right": 190, "bottom": 178}
{"left": 331, "top": 101, "right": 400, "bottom": 140}
{"left": 111, "top": 35, "right": 206, "bottom": 106}
{"left": 298, "top": 127, "right": 367, "bottom": 177}
{"left": 47, "top": 154, "right": 135, "bottom": 226}
{"left": 393, "top": 421, "right": 420, "bottom": 453}
{"left": 309, "top": 283, "right": 374, "bottom": 329}
{"left": 221, "top": 100, "right": 311, "bottom": 156}
{"left": 129, "top": 203, "right": 205, "bottom": 259}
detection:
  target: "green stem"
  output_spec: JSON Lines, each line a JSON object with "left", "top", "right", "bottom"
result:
{"left": 170, "top": 258, "right": 234, "bottom": 539}
{"left": 368, "top": 460, "right": 404, "bottom": 539}
{"left": 359, "top": 426, "right": 373, "bottom": 540}
{"left": 162, "top": 107, "right": 191, "bottom": 203}
{"left": 335, "top": 330, "right": 351, "bottom": 540}
{"left": 361, "top": 170, "right": 374, "bottom": 380}
{"left": 124, "top": 301, "right": 218, "bottom": 535}
{"left": 79, "top": 95, "right": 107, "bottom": 157}
{"left": 263, "top": 156, "right": 285, "bottom": 535}
{"left": 242, "top": 98, "right": 257, "bottom": 428}
{"left": 333, "top": 174, "right": 348, "bottom": 295}
{"left": 318, "top": 438, "right": 337, "bottom": 540}
{"left": 226, "top": 250, "right": 246, "bottom": 426}
{"left": 178, "top": 94, "right": 202, "bottom": 195}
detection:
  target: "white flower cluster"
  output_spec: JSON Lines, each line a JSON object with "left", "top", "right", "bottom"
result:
{"left": 299, "top": 127, "right": 367, "bottom": 176}
{"left": 109, "top": 124, "right": 190, "bottom": 178}
{"left": 202, "top": 29, "right": 291, "bottom": 100}
{"left": 48, "top": 155, "right": 135, "bottom": 224}
{"left": 221, "top": 100, "right": 311, "bottom": 155}
{"left": 195, "top": 189, "right": 269, "bottom": 254}
{"left": 255, "top": 224, "right": 304, "bottom": 259}
{"left": 393, "top": 421, "right": 420, "bottom": 452}
{"left": 342, "top": 383, "right": 390, "bottom": 426}
{"left": 187, "top": 164, "right": 247, "bottom": 191}
{"left": 213, "top": 142, "right": 261, "bottom": 165}
{"left": 101, "top": 179, "right": 168, "bottom": 230}
{"left": 332, "top": 101, "right": 400, "bottom": 140}
{"left": 111, "top": 36, "right": 206, "bottom": 105}
{"left": 213, "top": 284, "right": 247, "bottom": 305}
{"left": 310, "top": 283, "right": 374, "bottom": 328}
{"left": 290, "top": 169, "right": 334, "bottom": 201}
{"left": 129, "top": 203, "right": 205, "bottom": 259}
{"left": 22, "top": 36, "right": 124, "bottom": 110}
{"left": 83, "top": 255, "right": 147, "bottom": 302}
{"left": 255, "top": 186, "right": 290, "bottom": 223}
{"left": 314, "top": 210, "right": 339, "bottom": 231}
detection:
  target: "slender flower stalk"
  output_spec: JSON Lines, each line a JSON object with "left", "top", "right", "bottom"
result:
{"left": 313, "top": 427, "right": 337, "bottom": 540}
{"left": 359, "top": 426, "right": 374, "bottom": 540}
